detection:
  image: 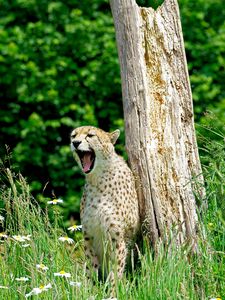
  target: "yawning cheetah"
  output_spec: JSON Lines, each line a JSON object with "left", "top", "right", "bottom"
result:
{"left": 70, "top": 126, "right": 140, "bottom": 297}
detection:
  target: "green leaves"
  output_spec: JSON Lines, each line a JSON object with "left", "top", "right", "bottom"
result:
{"left": 0, "top": 0, "right": 122, "bottom": 218}
{"left": 0, "top": 0, "right": 224, "bottom": 219}
{"left": 181, "top": 0, "right": 225, "bottom": 123}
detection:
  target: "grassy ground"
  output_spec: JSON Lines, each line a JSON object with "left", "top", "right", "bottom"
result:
{"left": 0, "top": 134, "right": 224, "bottom": 299}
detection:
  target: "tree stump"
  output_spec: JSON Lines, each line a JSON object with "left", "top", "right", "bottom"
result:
{"left": 110, "top": 0, "right": 205, "bottom": 248}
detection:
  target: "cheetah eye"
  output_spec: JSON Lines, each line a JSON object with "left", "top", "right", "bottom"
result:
{"left": 71, "top": 134, "right": 77, "bottom": 139}
{"left": 87, "top": 133, "right": 95, "bottom": 138}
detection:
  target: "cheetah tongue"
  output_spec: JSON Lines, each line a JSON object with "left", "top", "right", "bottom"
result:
{"left": 82, "top": 152, "right": 93, "bottom": 173}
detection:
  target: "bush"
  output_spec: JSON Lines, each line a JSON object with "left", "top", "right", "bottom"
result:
{"left": 0, "top": 0, "right": 224, "bottom": 220}
{"left": 0, "top": 0, "right": 123, "bottom": 221}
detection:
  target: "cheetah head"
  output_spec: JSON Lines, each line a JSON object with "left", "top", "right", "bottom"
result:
{"left": 70, "top": 126, "right": 120, "bottom": 174}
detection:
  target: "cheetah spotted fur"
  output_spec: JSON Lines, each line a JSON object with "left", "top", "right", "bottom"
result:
{"left": 70, "top": 126, "right": 140, "bottom": 297}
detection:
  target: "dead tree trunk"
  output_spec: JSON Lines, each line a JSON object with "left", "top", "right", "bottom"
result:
{"left": 110, "top": 0, "right": 205, "bottom": 248}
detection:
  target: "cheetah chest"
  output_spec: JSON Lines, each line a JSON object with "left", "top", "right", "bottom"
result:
{"left": 81, "top": 185, "right": 124, "bottom": 257}
{"left": 82, "top": 190, "right": 116, "bottom": 234}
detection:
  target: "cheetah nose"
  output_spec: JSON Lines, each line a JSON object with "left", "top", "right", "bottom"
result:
{"left": 73, "top": 141, "right": 81, "bottom": 149}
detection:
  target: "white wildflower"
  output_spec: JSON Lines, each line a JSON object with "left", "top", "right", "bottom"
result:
{"left": 47, "top": 198, "right": 63, "bottom": 205}
{"left": 58, "top": 236, "right": 74, "bottom": 244}
{"left": 0, "top": 215, "right": 4, "bottom": 222}
{"left": 12, "top": 235, "right": 31, "bottom": 242}
{"left": 22, "top": 235, "right": 31, "bottom": 241}
{"left": 0, "top": 233, "right": 8, "bottom": 239}
{"left": 0, "top": 285, "right": 9, "bottom": 289}
{"left": 67, "top": 225, "right": 82, "bottom": 232}
{"left": 15, "top": 277, "right": 29, "bottom": 282}
{"left": 21, "top": 244, "right": 30, "bottom": 248}
{"left": 25, "top": 283, "right": 52, "bottom": 297}
{"left": 54, "top": 270, "right": 71, "bottom": 278}
{"left": 36, "top": 264, "right": 49, "bottom": 271}
{"left": 69, "top": 281, "right": 82, "bottom": 287}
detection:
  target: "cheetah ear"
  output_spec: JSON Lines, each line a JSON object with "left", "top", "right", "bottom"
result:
{"left": 109, "top": 129, "right": 120, "bottom": 145}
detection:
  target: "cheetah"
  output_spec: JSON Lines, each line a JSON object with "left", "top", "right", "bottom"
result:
{"left": 70, "top": 126, "right": 140, "bottom": 297}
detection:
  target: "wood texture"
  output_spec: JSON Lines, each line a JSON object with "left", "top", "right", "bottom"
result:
{"left": 110, "top": 0, "right": 205, "bottom": 247}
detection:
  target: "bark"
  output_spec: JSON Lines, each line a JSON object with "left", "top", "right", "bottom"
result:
{"left": 110, "top": 0, "right": 205, "bottom": 248}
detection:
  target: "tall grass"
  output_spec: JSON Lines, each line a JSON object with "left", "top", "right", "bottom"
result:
{"left": 0, "top": 134, "right": 224, "bottom": 299}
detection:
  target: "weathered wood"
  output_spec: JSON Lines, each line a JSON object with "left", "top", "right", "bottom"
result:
{"left": 110, "top": 0, "right": 205, "bottom": 247}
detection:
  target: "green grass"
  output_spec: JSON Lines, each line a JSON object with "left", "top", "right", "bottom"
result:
{"left": 0, "top": 135, "right": 224, "bottom": 299}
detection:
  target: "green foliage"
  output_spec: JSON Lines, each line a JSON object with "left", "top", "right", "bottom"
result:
{"left": 0, "top": 169, "right": 87, "bottom": 299}
{"left": 0, "top": 0, "right": 123, "bottom": 218}
{"left": 136, "top": 0, "right": 164, "bottom": 9}
{"left": 180, "top": 0, "right": 225, "bottom": 133}
{"left": 198, "top": 127, "right": 225, "bottom": 221}
{"left": 0, "top": 0, "right": 224, "bottom": 220}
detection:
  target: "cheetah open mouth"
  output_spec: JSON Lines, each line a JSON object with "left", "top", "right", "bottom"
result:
{"left": 76, "top": 150, "right": 95, "bottom": 174}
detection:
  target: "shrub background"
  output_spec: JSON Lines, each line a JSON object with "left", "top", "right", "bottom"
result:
{"left": 0, "top": 0, "right": 224, "bottom": 222}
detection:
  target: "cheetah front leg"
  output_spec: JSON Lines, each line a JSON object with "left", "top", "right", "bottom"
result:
{"left": 106, "top": 239, "right": 127, "bottom": 298}
{"left": 83, "top": 236, "right": 100, "bottom": 280}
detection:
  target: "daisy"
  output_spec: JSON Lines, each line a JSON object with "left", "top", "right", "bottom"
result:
{"left": 25, "top": 283, "right": 52, "bottom": 297}
{"left": 21, "top": 244, "right": 30, "bottom": 248}
{"left": 0, "top": 233, "right": 8, "bottom": 239}
{"left": 23, "top": 235, "right": 31, "bottom": 241}
{"left": 12, "top": 235, "right": 31, "bottom": 242}
{"left": 54, "top": 270, "right": 71, "bottom": 278}
{"left": 69, "top": 281, "right": 82, "bottom": 287}
{"left": 58, "top": 236, "right": 74, "bottom": 244}
{"left": 15, "top": 277, "right": 29, "bottom": 282}
{"left": 13, "top": 235, "right": 25, "bottom": 242}
{"left": 67, "top": 225, "right": 82, "bottom": 232}
{"left": 36, "top": 264, "right": 49, "bottom": 271}
{"left": 47, "top": 198, "right": 63, "bottom": 205}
